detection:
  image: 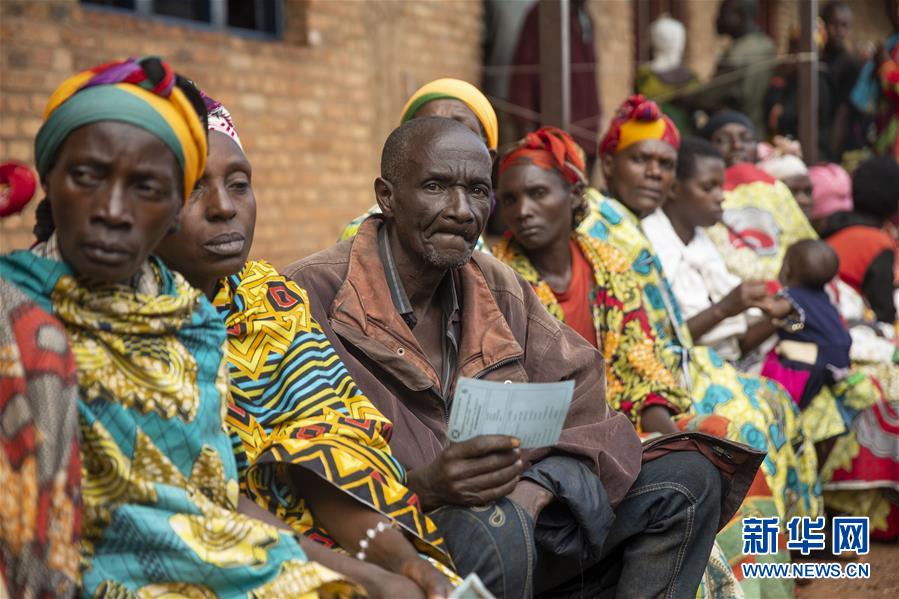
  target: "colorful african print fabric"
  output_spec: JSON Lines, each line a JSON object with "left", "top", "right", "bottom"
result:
{"left": 0, "top": 278, "right": 81, "bottom": 598}
{"left": 0, "top": 252, "right": 357, "bottom": 599}
{"left": 492, "top": 234, "right": 692, "bottom": 423}
{"left": 215, "top": 260, "right": 451, "bottom": 566}
{"left": 339, "top": 206, "right": 489, "bottom": 254}
{"left": 821, "top": 397, "right": 899, "bottom": 541}
{"left": 705, "top": 164, "right": 817, "bottom": 282}
{"left": 494, "top": 234, "right": 791, "bottom": 597}
{"left": 677, "top": 415, "right": 793, "bottom": 599}
{"left": 578, "top": 190, "right": 823, "bottom": 526}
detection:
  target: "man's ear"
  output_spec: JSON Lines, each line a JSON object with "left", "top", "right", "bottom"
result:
{"left": 374, "top": 177, "right": 395, "bottom": 218}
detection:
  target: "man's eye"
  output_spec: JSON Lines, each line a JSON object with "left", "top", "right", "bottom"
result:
{"left": 425, "top": 182, "right": 442, "bottom": 192}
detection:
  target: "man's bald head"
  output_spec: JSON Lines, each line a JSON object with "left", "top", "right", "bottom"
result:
{"left": 380, "top": 117, "right": 489, "bottom": 185}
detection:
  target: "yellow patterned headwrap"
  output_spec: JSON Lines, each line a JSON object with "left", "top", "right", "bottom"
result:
{"left": 400, "top": 78, "right": 498, "bottom": 150}
{"left": 35, "top": 57, "right": 207, "bottom": 201}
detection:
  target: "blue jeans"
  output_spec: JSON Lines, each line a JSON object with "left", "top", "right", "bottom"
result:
{"left": 430, "top": 452, "right": 721, "bottom": 599}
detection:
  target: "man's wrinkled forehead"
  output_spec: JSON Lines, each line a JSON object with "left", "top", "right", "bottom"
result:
{"left": 406, "top": 127, "right": 492, "bottom": 179}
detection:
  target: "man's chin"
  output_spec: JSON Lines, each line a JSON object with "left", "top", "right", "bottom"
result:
{"left": 423, "top": 245, "right": 474, "bottom": 270}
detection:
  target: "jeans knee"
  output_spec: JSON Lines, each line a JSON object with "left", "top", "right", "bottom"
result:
{"left": 662, "top": 452, "right": 722, "bottom": 506}
{"left": 429, "top": 499, "right": 535, "bottom": 596}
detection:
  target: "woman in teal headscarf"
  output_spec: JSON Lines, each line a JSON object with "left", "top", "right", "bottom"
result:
{"left": 0, "top": 57, "right": 358, "bottom": 598}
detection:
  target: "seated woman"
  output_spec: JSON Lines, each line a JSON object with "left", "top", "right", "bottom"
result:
{"left": 0, "top": 57, "right": 359, "bottom": 597}
{"left": 492, "top": 125, "right": 797, "bottom": 597}
{"left": 339, "top": 78, "right": 497, "bottom": 251}
{"left": 155, "top": 94, "right": 455, "bottom": 597}
{"left": 699, "top": 110, "right": 817, "bottom": 281}
{"left": 581, "top": 96, "right": 826, "bottom": 579}
{"left": 643, "top": 137, "right": 787, "bottom": 364}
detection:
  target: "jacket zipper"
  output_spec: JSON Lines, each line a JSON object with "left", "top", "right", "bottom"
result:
{"left": 472, "top": 356, "right": 521, "bottom": 380}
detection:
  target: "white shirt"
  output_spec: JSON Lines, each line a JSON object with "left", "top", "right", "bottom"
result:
{"left": 642, "top": 209, "right": 748, "bottom": 361}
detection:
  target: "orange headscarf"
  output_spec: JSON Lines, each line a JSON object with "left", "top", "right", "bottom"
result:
{"left": 499, "top": 126, "right": 587, "bottom": 185}
{"left": 598, "top": 94, "right": 680, "bottom": 156}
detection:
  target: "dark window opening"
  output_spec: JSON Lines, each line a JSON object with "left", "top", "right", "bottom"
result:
{"left": 80, "top": 0, "right": 282, "bottom": 36}
{"left": 82, "top": 0, "right": 136, "bottom": 8}
{"left": 153, "top": 0, "right": 211, "bottom": 23}
{"left": 228, "top": 0, "right": 279, "bottom": 34}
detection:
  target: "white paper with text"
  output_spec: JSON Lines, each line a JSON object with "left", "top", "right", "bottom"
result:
{"left": 447, "top": 378, "right": 574, "bottom": 448}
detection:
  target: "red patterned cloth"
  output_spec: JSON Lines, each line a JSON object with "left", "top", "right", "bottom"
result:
{"left": 0, "top": 278, "right": 81, "bottom": 597}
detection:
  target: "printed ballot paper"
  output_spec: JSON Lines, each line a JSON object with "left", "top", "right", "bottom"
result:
{"left": 447, "top": 378, "right": 575, "bottom": 448}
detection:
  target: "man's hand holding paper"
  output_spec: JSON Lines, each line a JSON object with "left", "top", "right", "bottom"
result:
{"left": 407, "top": 379, "right": 576, "bottom": 510}
{"left": 406, "top": 434, "right": 525, "bottom": 510}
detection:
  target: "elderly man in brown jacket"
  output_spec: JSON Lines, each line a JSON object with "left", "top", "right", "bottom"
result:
{"left": 286, "top": 117, "right": 724, "bottom": 598}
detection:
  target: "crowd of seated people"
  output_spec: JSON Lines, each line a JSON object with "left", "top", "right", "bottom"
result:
{"left": 1, "top": 54, "right": 896, "bottom": 599}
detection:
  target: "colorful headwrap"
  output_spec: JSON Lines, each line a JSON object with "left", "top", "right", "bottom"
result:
{"left": 201, "top": 92, "right": 243, "bottom": 151}
{"left": 499, "top": 126, "right": 587, "bottom": 185}
{"left": 598, "top": 94, "right": 680, "bottom": 156}
{"left": 400, "top": 78, "right": 499, "bottom": 150}
{"left": 808, "top": 163, "right": 852, "bottom": 220}
{"left": 34, "top": 57, "right": 207, "bottom": 201}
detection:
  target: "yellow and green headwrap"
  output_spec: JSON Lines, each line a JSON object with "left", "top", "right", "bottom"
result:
{"left": 400, "top": 78, "right": 498, "bottom": 150}
{"left": 34, "top": 57, "right": 207, "bottom": 201}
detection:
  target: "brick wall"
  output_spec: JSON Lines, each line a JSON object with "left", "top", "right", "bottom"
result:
{"left": 0, "top": 0, "right": 483, "bottom": 268}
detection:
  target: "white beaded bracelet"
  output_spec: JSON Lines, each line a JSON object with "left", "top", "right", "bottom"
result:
{"left": 355, "top": 520, "right": 395, "bottom": 561}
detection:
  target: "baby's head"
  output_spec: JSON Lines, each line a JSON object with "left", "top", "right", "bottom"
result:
{"left": 779, "top": 239, "right": 839, "bottom": 290}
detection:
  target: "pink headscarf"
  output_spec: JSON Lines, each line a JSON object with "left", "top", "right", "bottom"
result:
{"left": 808, "top": 163, "right": 852, "bottom": 220}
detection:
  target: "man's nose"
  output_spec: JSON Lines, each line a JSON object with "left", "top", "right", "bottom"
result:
{"left": 444, "top": 186, "right": 475, "bottom": 221}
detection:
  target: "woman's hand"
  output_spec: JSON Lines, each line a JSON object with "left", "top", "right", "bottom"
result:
{"left": 401, "top": 559, "right": 455, "bottom": 599}
{"left": 360, "top": 568, "right": 428, "bottom": 599}
{"left": 718, "top": 281, "right": 769, "bottom": 317}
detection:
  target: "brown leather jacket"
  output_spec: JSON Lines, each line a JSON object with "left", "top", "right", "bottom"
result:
{"left": 285, "top": 216, "right": 643, "bottom": 507}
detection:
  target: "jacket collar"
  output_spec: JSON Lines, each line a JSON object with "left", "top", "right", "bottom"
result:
{"left": 329, "top": 216, "right": 524, "bottom": 394}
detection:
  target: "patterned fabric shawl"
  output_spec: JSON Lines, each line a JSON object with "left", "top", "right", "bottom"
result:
{"left": 0, "top": 278, "right": 81, "bottom": 598}
{"left": 577, "top": 189, "right": 823, "bottom": 524}
{"left": 492, "top": 234, "right": 692, "bottom": 426}
{"left": 705, "top": 164, "right": 817, "bottom": 282}
{"left": 0, "top": 251, "right": 355, "bottom": 598}
{"left": 216, "top": 260, "right": 451, "bottom": 565}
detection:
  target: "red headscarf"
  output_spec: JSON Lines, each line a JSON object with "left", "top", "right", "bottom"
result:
{"left": 499, "top": 126, "right": 587, "bottom": 185}
{"left": 598, "top": 94, "right": 680, "bottom": 156}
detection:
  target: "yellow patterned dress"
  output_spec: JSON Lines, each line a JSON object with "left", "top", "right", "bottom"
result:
{"left": 216, "top": 260, "right": 454, "bottom": 569}
{"left": 577, "top": 190, "right": 823, "bottom": 526}
{"left": 0, "top": 251, "right": 358, "bottom": 599}
{"left": 704, "top": 163, "right": 817, "bottom": 282}
{"left": 494, "top": 233, "right": 795, "bottom": 598}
